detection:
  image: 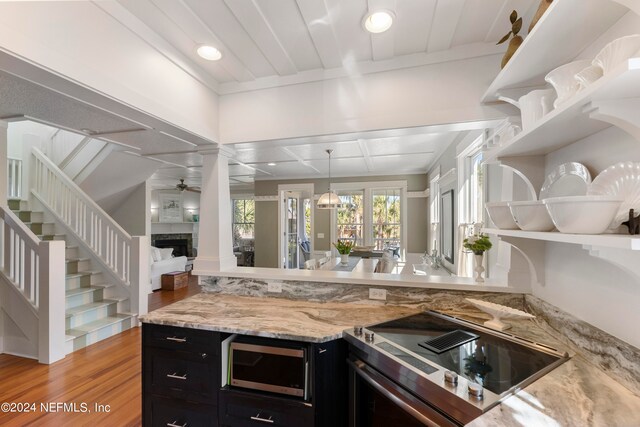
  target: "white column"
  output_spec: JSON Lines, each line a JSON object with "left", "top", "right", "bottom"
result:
{"left": 0, "top": 121, "right": 8, "bottom": 207}
{"left": 193, "top": 147, "right": 237, "bottom": 273}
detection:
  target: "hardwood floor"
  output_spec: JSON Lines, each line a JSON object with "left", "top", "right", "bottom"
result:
{"left": 0, "top": 276, "right": 202, "bottom": 427}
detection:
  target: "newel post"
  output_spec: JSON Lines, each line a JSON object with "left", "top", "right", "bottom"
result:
{"left": 131, "top": 235, "right": 149, "bottom": 320}
{"left": 38, "top": 240, "right": 66, "bottom": 364}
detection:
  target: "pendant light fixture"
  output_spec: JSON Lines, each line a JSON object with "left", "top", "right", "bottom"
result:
{"left": 317, "top": 149, "right": 344, "bottom": 209}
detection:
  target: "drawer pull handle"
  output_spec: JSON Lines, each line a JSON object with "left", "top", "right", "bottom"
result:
{"left": 250, "top": 413, "right": 274, "bottom": 424}
{"left": 165, "top": 336, "right": 187, "bottom": 343}
{"left": 167, "top": 421, "right": 187, "bottom": 427}
{"left": 166, "top": 372, "right": 187, "bottom": 380}
{"left": 318, "top": 348, "right": 327, "bottom": 354}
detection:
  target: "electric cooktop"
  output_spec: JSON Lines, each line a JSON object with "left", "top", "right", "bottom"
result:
{"left": 344, "top": 310, "right": 569, "bottom": 425}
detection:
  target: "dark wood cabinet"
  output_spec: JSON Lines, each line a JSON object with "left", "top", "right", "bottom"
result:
{"left": 142, "top": 323, "right": 348, "bottom": 427}
{"left": 143, "top": 324, "right": 220, "bottom": 426}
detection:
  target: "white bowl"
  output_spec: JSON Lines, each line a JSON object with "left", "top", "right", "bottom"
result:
{"left": 593, "top": 34, "right": 640, "bottom": 75}
{"left": 486, "top": 202, "right": 518, "bottom": 230}
{"left": 545, "top": 60, "right": 592, "bottom": 108}
{"left": 575, "top": 64, "right": 603, "bottom": 91}
{"left": 543, "top": 196, "right": 623, "bottom": 234}
{"left": 509, "top": 201, "right": 555, "bottom": 231}
{"left": 518, "top": 89, "right": 556, "bottom": 131}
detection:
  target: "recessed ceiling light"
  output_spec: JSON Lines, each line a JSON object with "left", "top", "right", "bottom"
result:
{"left": 363, "top": 11, "right": 394, "bottom": 34}
{"left": 267, "top": 162, "right": 276, "bottom": 166}
{"left": 196, "top": 45, "right": 222, "bottom": 61}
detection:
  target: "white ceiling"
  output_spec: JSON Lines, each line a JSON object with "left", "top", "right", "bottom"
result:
{"left": 117, "top": 0, "right": 540, "bottom": 94}
{"left": 148, "top": 127, "right": 489, "bottom": 191}
{"left": 1, "top": 1, "right": 526, "bottom": 192}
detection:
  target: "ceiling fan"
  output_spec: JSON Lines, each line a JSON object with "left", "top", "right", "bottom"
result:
{"left": 176, "top": 178, "right": 201, "bottom": 193}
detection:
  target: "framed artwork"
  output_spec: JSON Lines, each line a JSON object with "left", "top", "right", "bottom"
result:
{"left": 159, "top": 192, "right": 183, "bottom": 223}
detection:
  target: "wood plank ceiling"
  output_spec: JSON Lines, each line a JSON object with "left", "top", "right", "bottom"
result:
{"left": 117, "top": 0, "right": 539, "bottom": 94}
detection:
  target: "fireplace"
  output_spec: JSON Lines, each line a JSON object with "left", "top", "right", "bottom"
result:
{"left": 152, "top": 233, "right": 194, "bottom": 257}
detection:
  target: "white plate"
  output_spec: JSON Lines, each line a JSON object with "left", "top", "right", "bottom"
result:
{"left": 540, "top": 162, "right": 592, "bottom": 199}
{"left": 587, "top": 162, "right": 640, "bottom": 228}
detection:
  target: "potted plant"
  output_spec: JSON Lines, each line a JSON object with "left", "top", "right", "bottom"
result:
{"left": 497, "top": 10, "right": 523, "bottom": 68}
{"left": 463, "top": 234, "right": 493, "bottom": 282}
{"left": 333, "top": 239, "right": 354, "bottom": 265}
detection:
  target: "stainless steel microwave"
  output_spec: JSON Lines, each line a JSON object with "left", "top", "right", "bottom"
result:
{"left": 229, "top": 341, "right": 310, "bottom": 399}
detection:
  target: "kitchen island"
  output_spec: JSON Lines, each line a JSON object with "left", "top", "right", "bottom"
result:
{"left": 141, "top": 292, "right": 640, "bottom": 426}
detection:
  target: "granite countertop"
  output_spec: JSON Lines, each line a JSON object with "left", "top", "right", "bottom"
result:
{"left": 139, "top": 293, "right": 419, "bottom": 342}
{"left": 141, "top": 292, "right": 640, "bottom": 426}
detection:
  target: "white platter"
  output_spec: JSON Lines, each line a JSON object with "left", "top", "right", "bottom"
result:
{"left": 465, "top": 298, "right": 535, "bottom": 331}
{"left": 587, "top": 162, "right": 640, "bottom": 229}
{"left": 540, "top": 162, "right": 592, "bottom": 199}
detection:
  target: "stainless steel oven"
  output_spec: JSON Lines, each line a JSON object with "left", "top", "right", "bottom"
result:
{"left": 348, "top": 357, "right": 459, "bottom": 427}
{"left": 230, "top": 341, "right": 310, "bottom": 399}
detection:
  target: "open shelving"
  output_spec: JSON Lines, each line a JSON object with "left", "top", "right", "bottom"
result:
{"left": 483, "top": 228, "right": 640, "bottom": 251}
{"left": 484, "top": 59, "right": 640, "bottom": 161}
{"left": 482, "top": 0, "right": 628, "bottom": 102}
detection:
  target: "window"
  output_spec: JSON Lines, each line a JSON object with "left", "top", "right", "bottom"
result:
{"left": 459, "top": 139, "right": 485, "bottom": 225}
{"left": 331, "top": 183, "right": 406, "bottom": 253}
{"left": 336, "top": 191, "right": 364, "bottom": 246}
{"left": 372, "top": 189, "right": 401, "bottom": 250}
{"left": 468, "top": 150, "right": 484, "bottom": 224}
{"left": 232, "top": 199, "right": 255, "bottom": 242}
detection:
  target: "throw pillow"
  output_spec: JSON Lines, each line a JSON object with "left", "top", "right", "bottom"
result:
{"left": 151, "top": 246, "right": 162, "bottom": 262}
{"left": 159, "top": 248, "right": 174, "bottom": 261}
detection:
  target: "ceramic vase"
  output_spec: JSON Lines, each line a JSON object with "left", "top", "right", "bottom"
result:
{"left": 474, "top": 253, "right": 485, "bottom": 283}
{"left": 501, "top": 36, "right": 523, "bottom": 69}
{"left": 529, "top": 0, "right": 553, "bottom": 33}
{"left": 341, "top": 253, "right": 349, "bottom": 265}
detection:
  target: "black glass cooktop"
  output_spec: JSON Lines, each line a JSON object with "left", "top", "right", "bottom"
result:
{"left": 369, "top": 311, "right": 562, "bottom": 395}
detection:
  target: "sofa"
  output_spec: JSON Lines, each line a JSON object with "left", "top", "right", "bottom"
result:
{"left": 150, "top": 247, "right": 187, "bottom": 292}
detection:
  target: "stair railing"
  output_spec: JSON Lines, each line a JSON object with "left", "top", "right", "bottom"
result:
{"left": 0, "top": 205, "right": 65, "bottom": 363}
{"left": 30, "top": 148, "right": 148, "bottom": 318}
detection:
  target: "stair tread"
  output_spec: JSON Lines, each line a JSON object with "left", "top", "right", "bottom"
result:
{"left": 66, "top": 270, "right": 101, "bottom": 279}
{"left": 65, "top": 314, "right": 133, "bottom": 339}
{"left": 65, "top": 299, "right": 119, "bottom": 317}
{"left": 65, "top": 286, "right": 104, "bottom": 297}
{"left": 65, "top": 258, "right": 90, "bottom": 264}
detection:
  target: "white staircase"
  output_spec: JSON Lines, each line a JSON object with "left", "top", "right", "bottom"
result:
{"left": 9, "top": 200, "right": 136, "bottom": 354}
{"left": 0, "top": 145, "right": 149, "bottom": 363}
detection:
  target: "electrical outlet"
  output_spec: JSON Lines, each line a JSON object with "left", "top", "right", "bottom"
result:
{"left": 267, "top": 282, "right": 283, "bottom": 293}
{"left": 317, "top": 233, "right": 325, "bottom": 239}
{"left": 369, "top": 288, "right": 387, "bottom": 301}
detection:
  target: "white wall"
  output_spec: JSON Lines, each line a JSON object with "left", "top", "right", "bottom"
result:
{"left": 220, "top": 56, "right": 514, "bottom": 143}
{"left": 110, "top": 182, "right": 150, "bottom": 236}
{"left": 0, "top": 1, "right": 219, "bottom": 142}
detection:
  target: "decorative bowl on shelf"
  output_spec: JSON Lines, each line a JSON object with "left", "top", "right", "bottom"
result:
{"left": 508, "top": 200, "right": 555, "bottom": 231}
{"left": 545, "top": 60, "right": 592, "bottom": 108}
{"left": 465, "top": 298, "right": 535, "bottom": 331}
{"left": 543, "top": 195, "right": 623, "bottom": 234}
{"left": 575, "top": 64, "right": 604, "bottom": 91}
{"left": 593, "top": 34, "right": 640, "bottom": 76}
{"left": 486, "top": 202, "right": 518, "bottom": 230}
{"left": 518, "top": 89, "right": 556, "bottom": 131}
{"left": 540, "top": 162, "right": 592, "bottom": 199}
{"left": 587, "top": 162, "right": 640, "bottom": 229}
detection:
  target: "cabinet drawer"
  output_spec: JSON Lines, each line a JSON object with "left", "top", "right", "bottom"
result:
{"left": 143, "top": 323, "right": 219, "bottom": 354}
{"left": 219, "top": 389, "right": 313, "bottom": 427}
{"left": 145, "top": 348, "right": 218, "bottom": 402}
{"left": 145, "top": 395, "right": 216, "bottom": 427}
